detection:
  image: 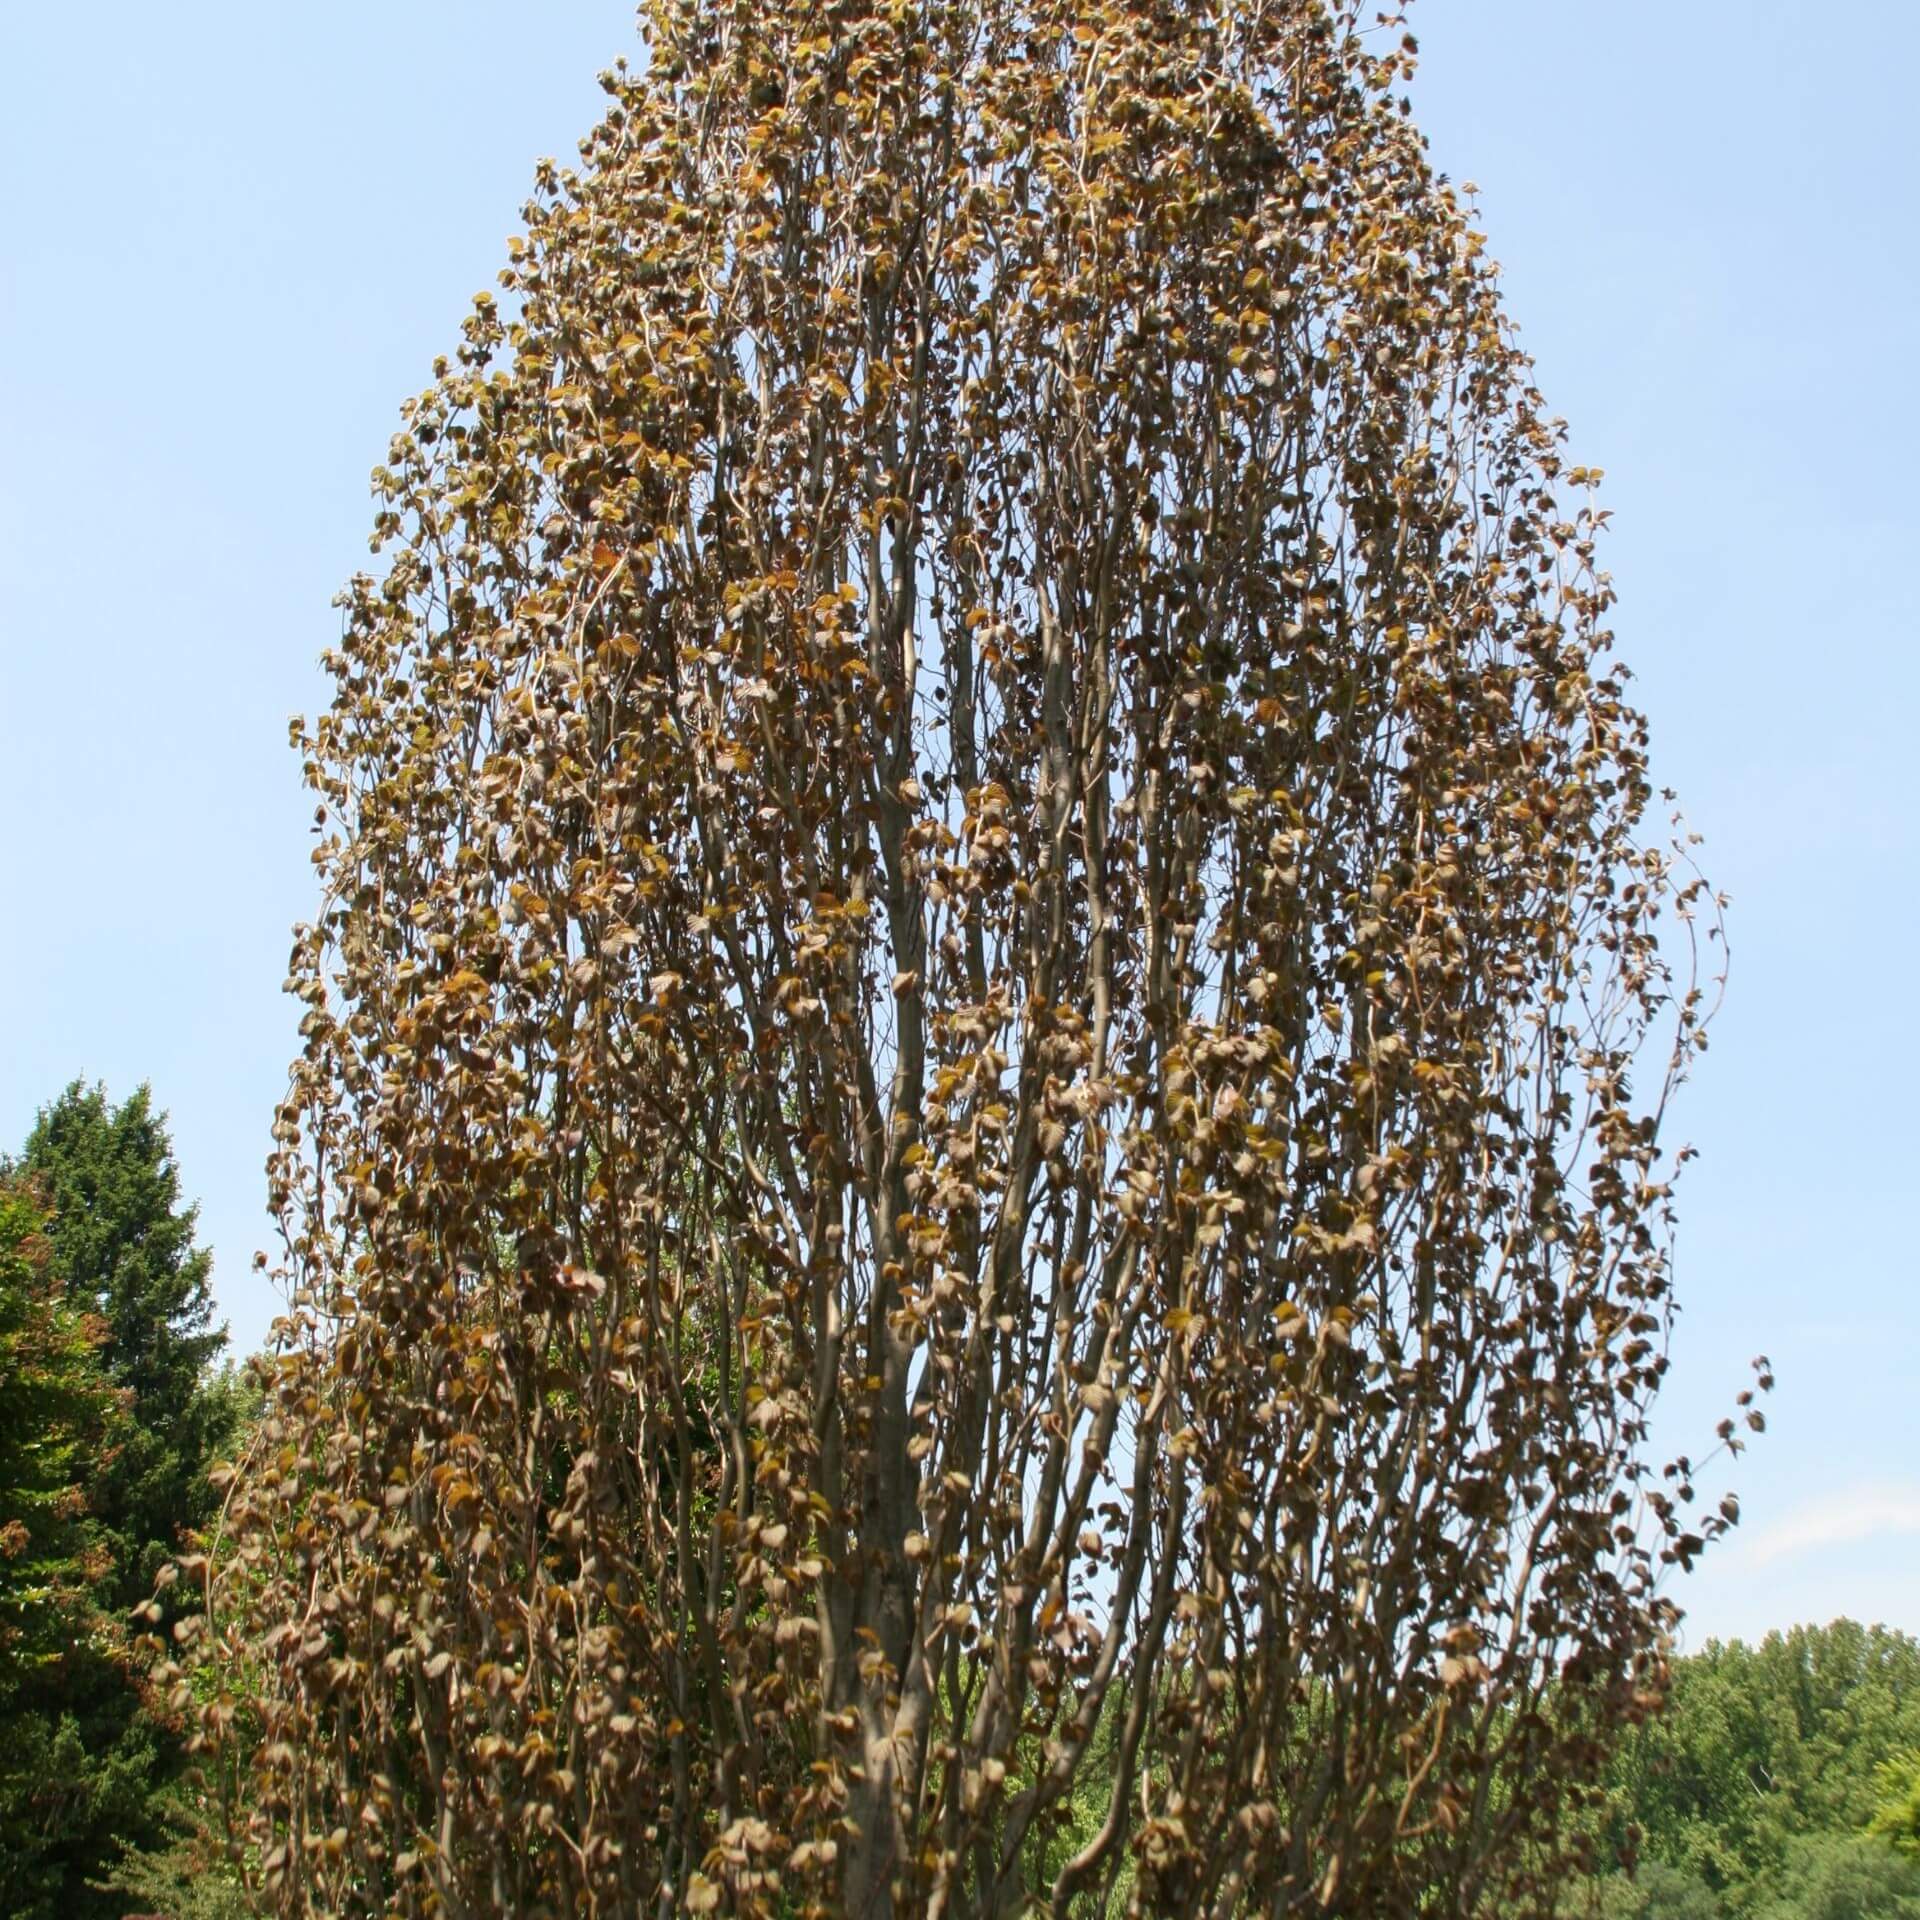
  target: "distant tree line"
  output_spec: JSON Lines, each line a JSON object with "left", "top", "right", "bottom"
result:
{"left": 1575, "top": 1620, "right": 1920, "bottom": 1919}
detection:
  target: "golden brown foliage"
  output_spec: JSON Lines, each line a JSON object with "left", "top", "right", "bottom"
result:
{"left": 160, "top": 2, "right": 1739, "bottom": 1913}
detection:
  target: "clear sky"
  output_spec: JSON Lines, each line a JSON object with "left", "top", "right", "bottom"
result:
{"left": 2, "top": 3, "right": 1913, "bottom": 1651}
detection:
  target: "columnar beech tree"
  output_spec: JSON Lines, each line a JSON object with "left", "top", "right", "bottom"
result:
{"left": 166, "top": 2, "right": 1739, "bottom": 1914}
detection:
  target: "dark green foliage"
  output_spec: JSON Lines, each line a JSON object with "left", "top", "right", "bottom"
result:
{"left": 99, "top": 1786, "right": 254, "bottom": 1920}
{"left": 0, "top": 1169, "right": 166, "bottom": 1918}
{"left": 0, "top": 1675, "right": 168, "bottom": 1920}
{"left": 20, "top": 1081, "right": 232, "bottom": 1605}
{"left": 0, "top": 1089, "right": 242, "bottom": 1918}
{"left": 0, "top": 1172, "right": 119, "bottom": 1680}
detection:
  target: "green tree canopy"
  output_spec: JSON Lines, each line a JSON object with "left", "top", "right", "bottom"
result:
{"left": 1603, "top": 1623, "right": 1920, "bottom": 1914}
{"left": 20, "top": 1080, "right": 229, "bottom": 1603}
{"left": 1585, "top": 1861, "right": 1725, "bottom": 1920}
{"left": 0, "top": 1167, "right": 165, "bottom": 1919}
{"left": 1870, "top": 1751, "right": 1920, "bottom": 1860}
{"left": 1749, "top": 1834, "right": 1920, "bottom": 1920}
{"left": 1, "top": 1087, "right": 245, "bottom": 1918}
{"left": 0, "top": 1169, "right": 121, "bottom": 1711}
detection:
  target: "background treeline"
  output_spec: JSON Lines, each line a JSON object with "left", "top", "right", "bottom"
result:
{"left": 3, "top": 1081, "right": 1918, "bottom": 1917}
{"left": 0, "top": 1083, "right": 249, "bottom": 1919}
{"left": 1582, "top": 1620, "right": 1920, "bottom": 1917}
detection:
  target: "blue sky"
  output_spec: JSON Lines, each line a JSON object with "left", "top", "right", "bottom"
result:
{"left": 2, "top": 2, "right": 1912, "bottom": 1650}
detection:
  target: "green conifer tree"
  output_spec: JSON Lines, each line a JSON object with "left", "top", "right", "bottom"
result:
{"left": 21, "top": 1082, "right": 229, "bottom": 1603}
{"left": 0, "top": 1168, "right": 163, "bottom": 1919}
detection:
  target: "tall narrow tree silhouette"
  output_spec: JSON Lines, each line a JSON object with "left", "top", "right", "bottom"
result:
{"left": 162, "top": 2, "right": 1745, "bottom": 1913}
